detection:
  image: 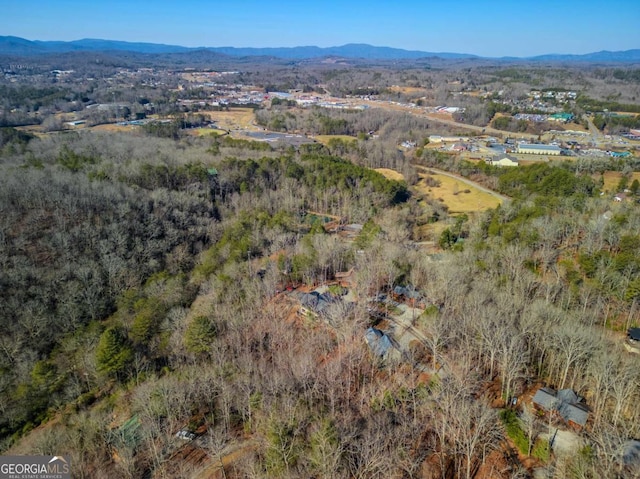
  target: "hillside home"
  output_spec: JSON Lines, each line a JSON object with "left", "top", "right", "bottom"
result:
{"left": 299, "top": 291, "right": 334, "bottom": 318}
{"left": 335, "top": 268, "right": 355, "bottom": 287}
{"left": 392, "top": 285, "right": 426, "bottom": 308}
{"left": 625, "top": 328, "right": 640, "bottom": 354}
{"left": 532, "top": 387, "right": 589, "bottom": 430}
{"left": 365, "top": 328, "right": 393, "bottom": 358}
{"left": 623, "top": 440, "right": 640, "bottom": 468}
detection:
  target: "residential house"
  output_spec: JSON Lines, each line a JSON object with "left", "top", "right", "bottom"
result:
{"left": 626, "top": 328, "right": 640, "bottom": 354}
{"left": 335, "top": 268, "right": 355, "bottom": 287}
{"left": 532, "top": 387, "right": 589, "bottom": 430}
{"left": 299, "top": 291, "right": 334, "bottom": 318}
{"left": 623, "top": 440, "right": 640, "bottom": 468}
{"left": 532, "top": 387, "right": 558, "bottom": 410}
{"left": 392, "top": 284, "right": 426, "bottom": 308}
{"left": 365, "top": 328, "right": 393, "bottom": 358}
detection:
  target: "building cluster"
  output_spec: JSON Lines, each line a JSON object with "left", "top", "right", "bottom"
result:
{"left": 529, "top": 90, "right": 578, "bottom": 101}
{"left": 514, "top": 112, "right": 575, "bottom": 123}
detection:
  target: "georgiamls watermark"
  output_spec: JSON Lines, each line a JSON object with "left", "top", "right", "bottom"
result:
{"left": 0, "top": 456, "right": 70, "bottom": 479}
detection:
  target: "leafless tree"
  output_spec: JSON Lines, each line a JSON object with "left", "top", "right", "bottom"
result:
{"left": 519, "top": 404, "right": 539, "bottom": 457}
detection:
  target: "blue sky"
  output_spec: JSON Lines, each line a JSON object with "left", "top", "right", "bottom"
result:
{"left": 2, "top": 0, "right": 639, "bottom": 57}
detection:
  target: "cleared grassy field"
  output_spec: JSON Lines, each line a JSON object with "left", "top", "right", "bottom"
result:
{"left": 15, "top": 125, "right": 47, "bottom": 136}
{"left": 415, "top": 173, "right": 503, "bottom": 214}
{"left": 374, "top": 168, "right": 405, "bottom": 181}
{"left": 202, "top": 108, "right": 257, "bottom": 131}
{"left": 388, "top": 85, "right": 429, "bottom": 95}
{"left": 187, "top": 127, "right": 228, "bottom": 137}
{"left": 599, "top": 171, "right": 640, "bottom": 192}
{"left": 90, "top": 124, "right": 134, "bottom": 133}
{"left": 314, "top": 134, "right": 358, "bottom": 145}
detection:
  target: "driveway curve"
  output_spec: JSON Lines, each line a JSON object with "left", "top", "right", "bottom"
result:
{"left": 414, "top": 165, "right": 510, "bottom": 202}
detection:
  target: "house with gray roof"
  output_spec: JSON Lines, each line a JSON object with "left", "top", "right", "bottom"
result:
{"left": 532, "top": 387, "right": 589, "bottom": 430}
{"left": 626, "top": 328, "right": 640, "bottom": 354}
{"left": 623, "top": 440, "right": 640, "bottom": 467}
{"left": 299, "top": 291, "right": 334, "bottom": 318}
{"left": 392, "top": 284, "right": 424, "bottom": 304}
{"left": 532, "top": 387, "right": 558, "bottom": 411}
{"left": 365, "top": 327, "right": 393, "bottom": 359}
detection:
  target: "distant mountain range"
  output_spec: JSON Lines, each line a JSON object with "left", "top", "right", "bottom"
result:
{"left": 1, "top": 36, "right": 639, "bottom": 62}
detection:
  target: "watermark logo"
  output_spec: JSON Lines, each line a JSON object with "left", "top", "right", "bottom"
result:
{"left": 0, "top": 455, "right": 70, "bottom": 479}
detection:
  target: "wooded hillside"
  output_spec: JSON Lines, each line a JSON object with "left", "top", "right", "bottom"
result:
{"left": 1, "top": 61, "right": 640, "bottom": 478}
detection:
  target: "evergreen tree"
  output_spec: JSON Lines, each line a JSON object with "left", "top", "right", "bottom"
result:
{"left": 96, "top": 327, "right": 133, "bottom": 379}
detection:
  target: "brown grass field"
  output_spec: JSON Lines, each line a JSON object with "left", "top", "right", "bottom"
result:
{"left": 599, "top": 171, "right": 640, "bottom": 192}
{"left": 374, "top": 168, "right": 405, "bottom": 181}
{"left": 15, "top": 125, "right": 47, "bottom": 136}
{"left": 187, "top": 127, "right": 228, "bottom": 137}
{"left": 201, "top": 108, "right": 257, "bottom": 131}
{"left": 429, "top": 112, "right": 455, "bottom": 121}
{"left": 388, "top": 85, "right": 429, "bottom": 95}
{"left": 90, "top": 124, "right": 135, "bottom": 133}
{"left": 415, "top": 173, "right": 503, "bottom": 214}
{"left": 314, "top": 134, "right": 358, "bottom": 145}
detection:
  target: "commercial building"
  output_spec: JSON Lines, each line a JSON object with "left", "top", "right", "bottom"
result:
{"left": 548, "top": 113, "right": 575, "bottom": 123}
{"left": 487, "top": 154, "right": 519, "bottom": 167}
{"left": 517, "top": 143, "right": 562, "bottom": 155}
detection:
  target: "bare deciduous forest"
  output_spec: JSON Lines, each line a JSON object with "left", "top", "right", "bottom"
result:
{"left": 1, "top": 52, "right": 640, "bottom": 478}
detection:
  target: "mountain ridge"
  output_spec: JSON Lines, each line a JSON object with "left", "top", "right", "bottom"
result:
{"left": 0, "top": 36, "right": 639, "bottom": 62}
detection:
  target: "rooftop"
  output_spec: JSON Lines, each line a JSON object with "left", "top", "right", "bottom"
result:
{"left": 532, "top": 387, "right": 588, "bottom": 428}
{"left": 518, "top": 143, "right": 562, "bottom": 151}
{"left": 532, "top": 387, "right": 558, "bottom": 410}
{"left": 365, "top": 327, "right": 392, "bottom": 358}
{"left": 299, "top": 291, "right": 334, "bottom": 315}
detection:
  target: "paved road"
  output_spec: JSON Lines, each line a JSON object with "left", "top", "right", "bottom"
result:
{"left": 583, "top": 114, "right": 602, "bottom": 140}
{"left": 360, "top": 100, "right": 540, "bottom": 140}
{"left": 380, "top": 301, "right": 446, "bottom": 376}
{"left": 422, "top": 112, "right": 539, "bottom": 140}
{"left": 414, "top": 165, "right": 510, "bottom": 202}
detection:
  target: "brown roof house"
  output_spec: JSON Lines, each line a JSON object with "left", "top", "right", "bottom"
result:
{"left": 532, "top": 387, "right": 589, "bottom": 430}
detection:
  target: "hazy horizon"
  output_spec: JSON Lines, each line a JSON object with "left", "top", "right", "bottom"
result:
{"left": 2, "top": 0, "right": 639, "bottom": 57}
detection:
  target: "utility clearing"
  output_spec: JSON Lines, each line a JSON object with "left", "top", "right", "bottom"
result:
{"left": 416, "top": 172, "right": 503, "bottom": 214}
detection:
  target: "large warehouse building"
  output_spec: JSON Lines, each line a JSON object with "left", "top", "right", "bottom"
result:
{"left": 517, "top": 143, "right": 562, "bottom": 155}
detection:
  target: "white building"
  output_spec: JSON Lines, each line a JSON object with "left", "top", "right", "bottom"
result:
{"left": 487, "top": 154, "right": 519, "bottom": 167}
{"left": 517, "top": 144, "right": 562, "bottom": 155}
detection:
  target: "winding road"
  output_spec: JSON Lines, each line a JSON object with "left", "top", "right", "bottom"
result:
{"left": 414, "top": 165, "right": 510, "bottom": 202}
{"left": 360, "top": 99, "right": 540, "bottom": 140}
